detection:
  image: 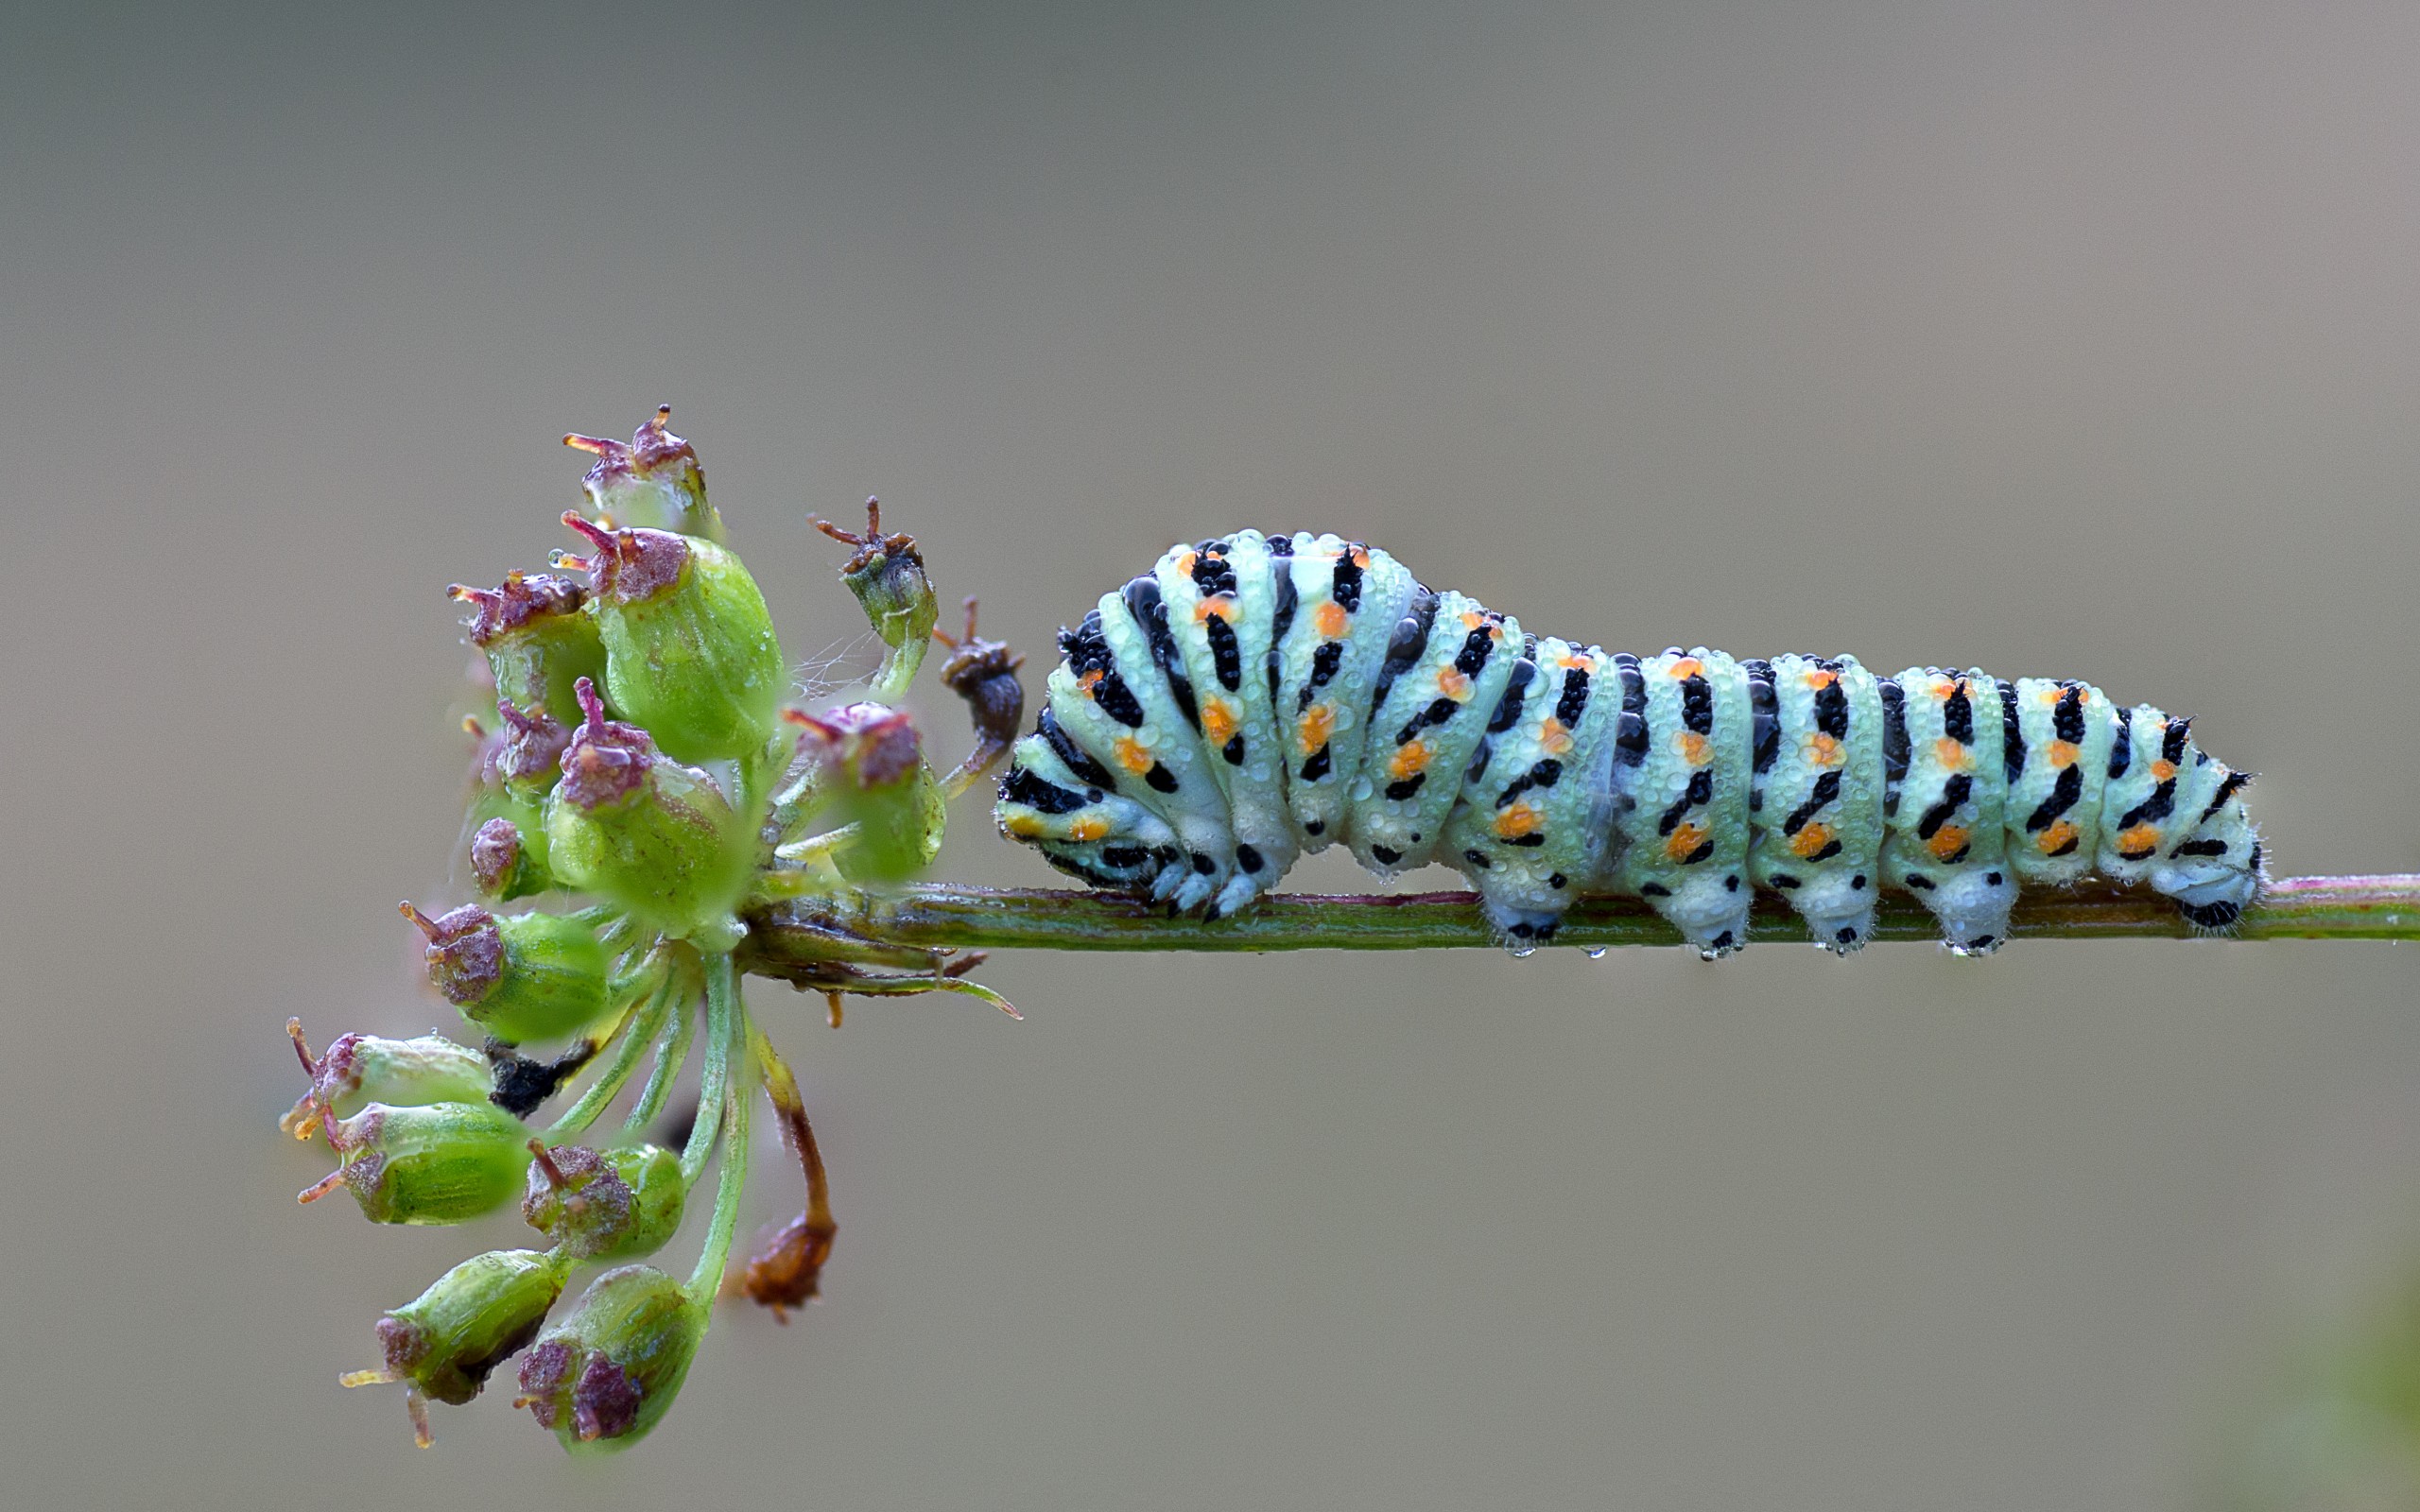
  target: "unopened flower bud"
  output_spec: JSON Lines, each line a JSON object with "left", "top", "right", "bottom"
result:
{"left": 784, "top": 702, "right": 943, "bottom": 882}
{"left": 544, "top": 679, "right": 749, "bottom": 946}
{"left": 563, "top": 405, "right": 724, "bottom": 542}
{"left": 492, "top": 699, "right": 575, "bottom": 799}
{"left": 340, "top": 1248, "right": 570, "bottom": 1447}
{"left": 554, "top": 514, "right": 782, "bottom": 765}
{"left": 469, "top": 816, "right": 544, "bottom": 899}
{"left": 816, "top": 498, "right": 938, "bottom": 697}
{"left": 281, "top": 1019, "right": 492, "bottom": 1141}
{"left": 402, "top": 902, "right": 612, "bottom": 1045}
{"left": 448, "top": 571, "right": 605, "bottom": 731}
{"left": 299, "top": 1101, "right": 532, "bottom": 1225}
{"left": 523, "top": 1142, "right": 684, "bottom": 1262}
{"left": 462, "top": 718, "right": 555, "bottom": 894}
{"left": 514, "top": 1265, "right": 704, "bottom": 1452}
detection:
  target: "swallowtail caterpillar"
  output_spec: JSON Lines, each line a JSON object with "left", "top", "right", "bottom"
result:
{"left": 994, "top": 532, "right": 2262, "bottom": 957}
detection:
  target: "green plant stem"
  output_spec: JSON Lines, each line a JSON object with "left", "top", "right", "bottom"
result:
{"left": 742, "top": 873, "right": 2420, "bottom": 972}
{"left": 682, "top": 954, "right": 738, "bottom": 1188}
{"left": 543, "top": 974, "right": 672, "bottom": 1141}
{"left": 622, "top": 975, "right": 698, "bottom": 1139}
{"left": 686, "top": 954, "right": 752, "bottom": 1306}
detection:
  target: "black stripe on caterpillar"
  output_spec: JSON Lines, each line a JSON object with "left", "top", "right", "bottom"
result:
{"left": 994, "top": 532, "right": 2263, "bottom": 956}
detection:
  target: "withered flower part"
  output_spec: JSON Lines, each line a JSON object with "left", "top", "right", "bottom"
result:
{"left": 739, "top": 1038, "right": 835, "bottom": 1321}
{"left": 933, "top": 596, "right": 1025, "bottom": 798}
{"left": 483, "top": 1035, "right": 607, "bottom": 1119}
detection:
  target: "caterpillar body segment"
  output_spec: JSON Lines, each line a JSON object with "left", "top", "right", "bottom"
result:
{"left": 1881, "top": 668, "right": 2018, "bottom": 953}
{"left": 1271, "top": 538, "right": 1421, "bottom": 852}
{"left": 2003, "top": 678, "right": 2118, "bottom": 889}
{"left": 1747, "top": 655, "right": 1887, "bottom": 954}
{"left": 996, "top": 533, "right": 2265, "bottom": 953}
{"left": 1607, "top": 649, "right": 1758, "bottom": 955}
{"left": 1438, "top": 637, "right": 1626, "bottom": 944}
{"left": 1349, "top": 590, "right": 1524, "bottom": 879}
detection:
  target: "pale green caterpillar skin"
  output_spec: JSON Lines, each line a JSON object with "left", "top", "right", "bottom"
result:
{"left": 996, "top": 532, "right": 2264, "bottom": 955}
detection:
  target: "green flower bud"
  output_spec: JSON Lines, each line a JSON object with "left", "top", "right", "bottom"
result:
{"left": 449, "top": 571, "right": 605, "bottom": 731}
{"left": 402, "top": 902, "right": 612, "bottom": 1045}
{"left": 514, "top": 1265, "right": 704, "bottom": 1452}
{"left": 281, "top": 1019, "right": 492, "bottom": 1141}
{"left": 544, "top": 679, "right": 749, "bottom": 947}
{"left": 299, "top": 1100, "right": 532, "bottom": 1225}
{"left": 816, "top": 498, "right": 938, "bottom": 697}
{"left": 564, "top": 405, "right": 724, "bottom": 543}
{"left": 817, "top": 497, "right": 939, "bottom": 654}
{"left": 556, "top": 513, "right": 782, "bottom": 765}
{"left": 523, "top": 1142, "right": 684, "bottom": 1262}
{"left": 784, "top": 702, "right": 944, "bottom": 882}
{"left": 341, "top": 1247, "right": 570, "bottom": 1447}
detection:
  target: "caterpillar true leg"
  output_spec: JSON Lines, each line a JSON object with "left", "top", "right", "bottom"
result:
{"left": 994, "top": 532, "right": 2265, "bottom": 953}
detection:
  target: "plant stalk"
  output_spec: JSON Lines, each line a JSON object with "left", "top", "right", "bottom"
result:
{"left": 742, "top": 874, "right": 2420, "bottom": 975}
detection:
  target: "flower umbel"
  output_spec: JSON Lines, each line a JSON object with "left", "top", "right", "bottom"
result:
{"left": 292, "top": 405, "right": 1024, "bottom": 1452}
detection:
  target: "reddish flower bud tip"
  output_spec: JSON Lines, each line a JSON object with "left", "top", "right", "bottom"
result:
{"left": 789, "top": 701, "right": 924, "bottom": 789}
{"left": 449, "top": 572, "right": 588, "bottom": 647}
{"left": 631, "top": 404, "right": 683, "bottom": 464}
{"left": 564, "top": 407, "right": 719, "bottom": 541}
{"left": 555, "top": 514, "right": 689, "bottom": 602}
{"left": 516, "top": 1266, "right": 702, "bottom": 1450}
{"left": 470, "top": 817, "right": 525, "bottom": 896}
{"left": 493, "top": 699, "right": 572, "bottom": 788}
{"left": 402, "top": 902, "right": 504, "bottom": 1005}
{"left": 560, "top": 510, "right": 616, "bottom": 555}
{"left": 522, "top": 1142, "right": 683, "bottom": 1261}
{"left": 554, "top": 684, "right": 656, "bottom": 812}
{"left": 812, "top": 495, "right": 926, "bottom": 577}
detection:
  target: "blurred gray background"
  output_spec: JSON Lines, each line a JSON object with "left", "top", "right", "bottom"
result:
{"left": 7, "top": 1, "right": 2420, "bottom": 1505}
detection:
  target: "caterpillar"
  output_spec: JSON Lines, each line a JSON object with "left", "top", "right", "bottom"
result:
{"left": 993, "top": 532, "right": 2263, "bottom": 956}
